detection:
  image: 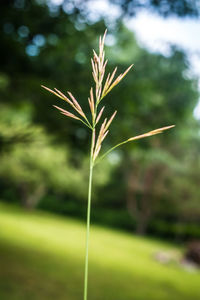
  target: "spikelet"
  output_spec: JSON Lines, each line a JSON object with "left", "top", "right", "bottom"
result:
{"left": 91, "top": 29, "right": 108, "bottom": 103}
{"left": 105, "top": 111, "right": 117, "bottom": 131}
{"left": 42, "top": 85, "right": 66, "bottom": 101}
{"left": 54, "top": 88, "right": 73, "bottom": 105}
{"left": 107, "top": 67, "right": 118, "bottom": 87}
{"left": 101, "top": 130, "right": 109, "bottom": 143}
{"left": 42, "top": 85, "right": 89, "bottom": 125}
{"left": 128, "top": 125, "right": 175, "bottom": 142}
{"left": 67, "top": 91, "right": 86, "bottom": 118}
{"left": 53, "top": 105, "right": 81, "bottom": 121}
{"left": 96, "top": 106, "right": 105, "bottom": 124}
{"left": 94, "top": 118, "right": 107, "bottom": 152}
{"left": 88, "top": 88, "right": 95, "bottom": 121}
{"left": 93, "top": 145, "right": 101, "bottom": 161}
{"left": 102, "top": 65, "right": 133, "bottom": 98}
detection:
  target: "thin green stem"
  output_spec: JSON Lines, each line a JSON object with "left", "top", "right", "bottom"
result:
{"left": 84, "top": 129, "right": 95, "bottom": 300}
{"left": 83, "top": 116, "right": 93, "bottom": 129}
{"left": 80, "top": 119, "right": 93, "bottom": 129}
{"left": 95, "top": 139, "right": 129, "bottom": 165}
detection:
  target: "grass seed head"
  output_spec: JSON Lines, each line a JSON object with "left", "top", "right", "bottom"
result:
{"left": 43, "top": 30, "right": 174, "bottom": 165}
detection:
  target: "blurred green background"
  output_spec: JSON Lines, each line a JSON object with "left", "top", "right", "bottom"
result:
{"left": 0, "top": 0, "right": 200, "bottom": 299}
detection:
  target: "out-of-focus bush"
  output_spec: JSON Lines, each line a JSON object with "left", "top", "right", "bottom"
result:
{"left": 0, "top": 105, "right": 113, "bottom": 209}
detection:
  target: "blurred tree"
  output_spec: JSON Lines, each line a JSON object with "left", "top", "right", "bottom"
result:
{"left": 0, "top": 106, "right": 112, "bottom": 209}
{"left": 168, "top": 123, "right": 200, "bottom": 222}
{"left": 0, "top": 0, "right": 106, "bottom": 153}
{"left": 0, "top": 1, "right": 200, "bottom": 238}
{"left": 125, "top": 149, "right": 177, "bottom": 234}
{"left": 97, "top": 24, "right": 199, "bottom": 235}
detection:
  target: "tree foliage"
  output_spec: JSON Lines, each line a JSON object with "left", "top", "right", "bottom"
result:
{"left": 0, "top": 0, "right": 200, "bottom": 238}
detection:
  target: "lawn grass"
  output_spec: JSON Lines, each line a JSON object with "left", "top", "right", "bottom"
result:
{"left": 0, "top": 201, "right": 199, "bottom": 300}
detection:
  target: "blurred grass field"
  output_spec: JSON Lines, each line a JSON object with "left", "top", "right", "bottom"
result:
{"left": 0, "top": 202, "right": 199, "bottom": 300}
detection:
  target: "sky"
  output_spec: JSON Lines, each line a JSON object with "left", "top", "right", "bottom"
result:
{"left": 125, "top": 11, "right": 200, "bottom": 118}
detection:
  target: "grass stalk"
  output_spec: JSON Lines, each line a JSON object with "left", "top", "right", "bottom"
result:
{"left": 42, "top": 29, "right": 175, "bottom": 300}
{"left": 84, "top": 129, "right": 95, "bottom": 300}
